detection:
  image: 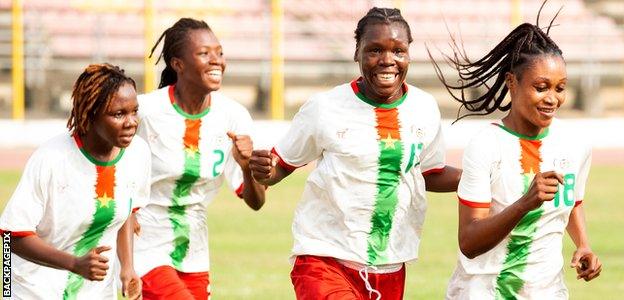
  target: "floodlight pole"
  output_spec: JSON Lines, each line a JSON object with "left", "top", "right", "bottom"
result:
{"left": 12, "top": 0, "right": 25, "bottom": 120}
{"left": 511, "top": 0, "right": 522, "bottom": 27}
{"left": 270, "top": 0, "right": 284, "bottom": 120}
{"left": 144, "top": 0, "right": 156, "bottom": 93}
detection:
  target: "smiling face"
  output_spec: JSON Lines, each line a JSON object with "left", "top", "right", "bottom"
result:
{"left": 505, "top": 54, "right": 567, "bottom": 136}
{"left": 91, "top": 82, "right": 139, "bottom": 149}
{"left": 354, "top": 22, "right": 410, "bottom": 104}
{"left": 173, "top": 29, "right": 225, "bottom": 93}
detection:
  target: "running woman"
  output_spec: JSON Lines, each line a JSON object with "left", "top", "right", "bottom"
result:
{"left": 428, "top": 2, "right": 602, "bottom": 298}
{"left": 0, "top": 63, "right": 149, "bottom": 300}
{"left": 250, "top": 7, "right": 461, "bottom": 300}
{"left": 133, "top": 18, "right": 266, "bottom": 300}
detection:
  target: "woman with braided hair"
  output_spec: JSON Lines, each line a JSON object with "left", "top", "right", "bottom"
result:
{"left": 250, "top": 7, "right": 461, "bottom": 299}
{"left": 429, "top": 2, "right": 602, "bottom": 299}
{"left": 0, "top": 63, "right": 149, "bottom": 299}
{"left": 132, "top": 17, "right": 266, "bottom": 299}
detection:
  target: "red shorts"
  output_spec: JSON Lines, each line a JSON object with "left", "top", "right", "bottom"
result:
{"left": 141, "top": 265, "right": 210, "bottom": 300}
{"left": 291, "top": 255, "right": 405, "bottom": 300}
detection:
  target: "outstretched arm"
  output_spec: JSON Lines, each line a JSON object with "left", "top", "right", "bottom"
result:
{"left": 566, "top": 203, "right": 601, "bottom": 281}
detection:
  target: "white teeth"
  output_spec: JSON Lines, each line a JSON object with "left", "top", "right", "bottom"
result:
{"left": 377, "top": 74, "right": 396, "bottom": 81}
{"left": 208, "top": 70, "right": 222, "bottom": 77}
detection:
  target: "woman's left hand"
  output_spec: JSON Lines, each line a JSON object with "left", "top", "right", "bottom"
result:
{"left": 227, "top": 131, "right": 253, "bottom": 170}
{"left": 120, "top": 267, "right": 142, "bottom": 300}
{"left": 570, "top": 247, "right": 602, "bottom": 281}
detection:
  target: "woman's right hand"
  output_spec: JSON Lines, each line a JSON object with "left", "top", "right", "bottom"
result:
{"left": 71, "top": 245, "right": 111, "bottom": 281}
{"left": 249, "top": 150, "right": 277, "bottom": 185}
{"left": 520, "top": 171, "right": 564, "bottom": 211}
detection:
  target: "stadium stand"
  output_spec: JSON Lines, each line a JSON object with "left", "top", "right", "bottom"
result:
{"left": 0, "top": 0, "right": 622, "bottom": 117}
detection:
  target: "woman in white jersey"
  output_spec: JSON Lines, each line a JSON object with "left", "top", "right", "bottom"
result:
{"left": 429, "top": 3, "right": 602, "bottom": 299}
{"left": 250, "top": 7, "right": 461, "bottom": 299}
{"left": 0, "top": 63, "right": 148, "bottom": 299}
{"left": 133, "top": 18, "right": 266, "bottom": 300}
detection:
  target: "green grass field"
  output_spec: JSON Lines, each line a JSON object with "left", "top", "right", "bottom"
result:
{"left": 1, "top": 166, "right": 623, "bottom": 299}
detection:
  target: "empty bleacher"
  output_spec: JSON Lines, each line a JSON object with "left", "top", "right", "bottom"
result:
{"left": 0, "top": 0, "right": 622, "bottom": 117}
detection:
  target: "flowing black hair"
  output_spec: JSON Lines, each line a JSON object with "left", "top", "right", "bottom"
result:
{"left": 428, "top": 0, "right": 563, "bottom": 122}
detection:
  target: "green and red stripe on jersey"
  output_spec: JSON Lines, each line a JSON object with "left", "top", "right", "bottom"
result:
{"left": 167, "top": 85, "right": 207, "bottom": 269}
{"left": 351, "top": 79, "right": 407, "bottom": 265}
{"left": 64, "top": 134, "right": 121, "bottom": 300}
{"left": 494, "top": 124, "right": 547, "bottom": 300}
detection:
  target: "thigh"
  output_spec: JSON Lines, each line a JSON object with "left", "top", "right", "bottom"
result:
{"left": 141, "top": 265, "right": 195, "bottom": 300}
{"left": 177, "top": 271, "right": 210, "bottom": 300}
{"left": 290, "top": 255, "right": 362, "bottom": 300}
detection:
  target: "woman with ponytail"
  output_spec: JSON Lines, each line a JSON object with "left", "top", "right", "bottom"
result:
{"left": 133, "top": 18, "right": 266, "bottom": 299}
{"left": 429, "top": 2, "right": 602, "bottom": 298}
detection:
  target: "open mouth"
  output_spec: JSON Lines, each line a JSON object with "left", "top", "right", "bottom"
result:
{"left": 375, "top": 73, "right": 398, "bottom": 84}
{"left": 537, "top": 107, "right": 556, "bottom": 117}
{"left": 207, "top": 70, "right": 222, "bottom": 80}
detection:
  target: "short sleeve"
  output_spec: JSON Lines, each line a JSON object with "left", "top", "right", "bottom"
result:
{"left": 273, "top": 96, "right": 322, "bottom": 170}
{"left": 0, "top": 150, "right": 48, "bottom": 236}
{"left": 420, "top": 122, "right": 446, "bottom": 175}
{"left": 573, "top": 147, "right": 592, "bottom": 205}
{"left": 131, "top": 140, "right": 152, "bottom": 211}
{"left": 457, "top": 134, "right": 494, "bottom": 208}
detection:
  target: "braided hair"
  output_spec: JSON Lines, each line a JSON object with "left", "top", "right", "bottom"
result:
{"left": 354, "top": 7, "right": 413, "bottom": 56}
{"left": 150, "top": 18, "right": 211, "bottom": 88}
{"left": 67, "top": 63, "right": 136, "bottom": 136}
{"left": 428, "top": 0, "right": 563, "bottom": 122}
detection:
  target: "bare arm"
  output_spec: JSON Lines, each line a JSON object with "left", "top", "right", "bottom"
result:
{"left": 240, "top": 165, "right": 267, "bottom": 210}
{"left": 227, "top": 132, "right": 266, "bottom": 210}
{"left": 566, "top": 203, "right": 601, "bottom": 281}
{"left": 12, "top": 235, "right": 110, "bottom": 281}
{"left": 117, "top": 213, "right": 142, "bottom": 299}
{"left": 424, "top": 166, "right": 462, "bottom": 192}
{"left": 249, "top": 149, "right": 293, "bottom": 186}
{"left": 458, "top": 171, "right": 563, "bottom": 258}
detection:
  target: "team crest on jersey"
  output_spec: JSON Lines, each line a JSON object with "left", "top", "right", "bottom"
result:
{"left": 336, "top": 128, "right": 349, "bottom": 139}
{"left": 552, "top": 158, "right": 571, "bottom": 173}
{"left": 148, "top": 133, "right": 159, "bottom": 143}
{"left": 410, "top": 126, "right": 425, "bottom": 139}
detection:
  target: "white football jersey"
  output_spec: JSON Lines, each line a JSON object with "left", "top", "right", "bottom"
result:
{"left": 134, "top": 85, "right": 252, "bottom": 275}
{"left": 0, "top": 133, "right": 150, "bottom": 299}
{"left": 447, "top": 119, "right": 591, "bottom": 299}
{"left": 274, "top": 79, "right": 446, "bottom": 266}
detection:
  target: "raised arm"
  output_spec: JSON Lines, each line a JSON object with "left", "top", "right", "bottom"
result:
{"left": 228, "top": 132, "right": 266, "bottom": 210}
{"left": 458, "top": 171, "right": 563, "bottom": 258}
{"left": 11, "top": 235, "right": 111, "bottom": 281}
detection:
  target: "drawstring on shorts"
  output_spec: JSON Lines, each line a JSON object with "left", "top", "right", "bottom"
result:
{"left": 358, "top": 266, "right": 382, "bottom": 300}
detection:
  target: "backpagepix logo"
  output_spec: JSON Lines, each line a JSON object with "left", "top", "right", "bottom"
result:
{"left": 3, "top": 231, "right": 10, "bottom": 297}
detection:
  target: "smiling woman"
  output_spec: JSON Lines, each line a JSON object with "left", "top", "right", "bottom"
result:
{"left": 249, "top": 7, "right": 461, "bottom": 300}
{"left": 0, "top": 63, "right": 150, "bottom": 300}
{"left": 133, "top": 18, "right": 266, "bottom": 300}
{"left": 430, "top": 1, "right": 602, "bottom": 298}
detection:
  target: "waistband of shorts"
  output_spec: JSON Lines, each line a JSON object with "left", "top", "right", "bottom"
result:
{"left": 336, "top": 258, "right": 403, "bottom": 274}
